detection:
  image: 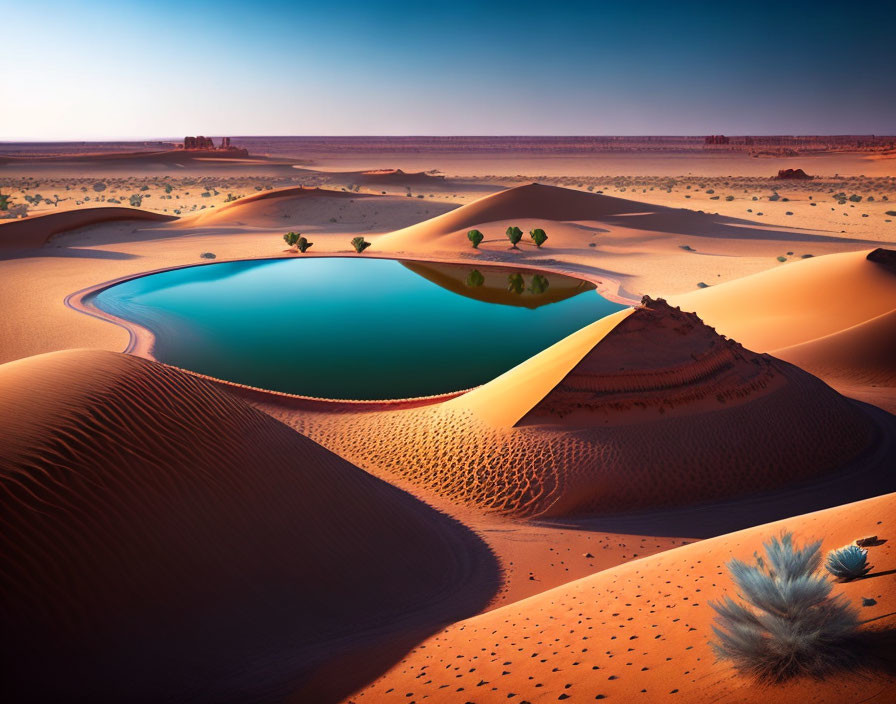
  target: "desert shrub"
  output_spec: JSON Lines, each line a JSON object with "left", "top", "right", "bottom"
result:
{"left": 710, "top": 532, "right": 860, "bottom": 682}
{"left": 506, "top": 226, "right": 523, "bottom": 248}
{"left": 886, "top": 210, "right": 896, "bottom": 217}
{"left": 825, "top": 545, "right": 872, "bottom": 581}
{"left": 467, "top": 229, "right": 484, "bottom": 248}
{"left": 351, "top": 236, "right": 371, "bottom": 253}
{"left": 283, "top": 231, "right": 300, "bottom": 248}
{"left": 200, "top": 252, "right": 216, "bottom": 259}
{"left": 777, "top": 256, "right": 787, "bottom": 262}
{"left": 801, "top": 254, "right": 813, "bottom": 258}
{"left": 465, "top": 269, "right": 484, "bottom": 287}
{"left": 848, "top": 194, "right": 862, "bottom": 202}
{"left": 296, "top": 236, "right": 313, "bottom": 253}
{"left": 726, "top": 195, "right": 734, "bottom": 201}
{"left": 0, "top": 193, "right": 9, "bottom": 211}
{"left": 129, "top": 194, "right": 143, "bottom": 207}
{"left": 530, "top": 228, "right": 548, "bottom": 247}
{"left": 528, "top": 274, "right": 549, "bottom": 295}
{"left": 697, "top": 282, "right": 709, "bottom": 288}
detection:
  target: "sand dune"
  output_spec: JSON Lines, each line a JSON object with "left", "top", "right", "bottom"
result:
{"left": 380, "top": 183, "right": 874, "bottom": 253}
{"left": 669, "top": 248, "right": 896, "bottom": 351}
{"left": 175, "top": 185, "right": 375, "bottom": 227}
{"left": 774, "top": 308, "right": 896, "bottom": 387}
{"left": 0, "top": 350, "right": 494, "bottom": 702}
{"left": 272, "top": 298, "right": 876, "bottom": 518}
{"left": 348, "top": 492, "right": 896, "bottom": 703}
{"left": 0, "top": 206, "right": 176, "bottom": 250}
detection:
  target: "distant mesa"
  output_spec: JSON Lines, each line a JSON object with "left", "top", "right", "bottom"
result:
{"left": 704, "top": 135, "right": 731, "bottom": 145}
{"left": 177, "top": 135, "right": 248, "bottom": 157}
{"left": 776, "top": 168, "right": 813, "bottom": 180}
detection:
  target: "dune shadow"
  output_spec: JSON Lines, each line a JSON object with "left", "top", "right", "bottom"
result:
{"left": 3, "top": 246, "right": 140, "bottom": 260}
{"left": 538, "top": 401, "right": 896, "bottom": 539}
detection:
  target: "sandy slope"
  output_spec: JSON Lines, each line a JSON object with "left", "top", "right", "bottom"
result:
{"left": 0, "top": 206, "right": 176, "bottom": 250}
{"left": 668, "top": 249, "right": 896, "bottom": 351}
{"left": 271, "top": 298, "right": 876, "bottom": 518}
{"left": 348, "top": 492, "right": 896, "bottom": 704}
{"left": 669, "top": 248, "right": 896, "bottom": 411}
{"left": 0, "top": 350, "right": 496, "bottom": 703}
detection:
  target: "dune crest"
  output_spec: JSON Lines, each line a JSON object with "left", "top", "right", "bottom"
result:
{"left": 0, "top": 206, "right": 176, "bottom": 250}
{"left": 275, "top": 298, "right": 876, "bottom": 517}
{"left": 0, "top": 350, "right": 493, "bottom": 702}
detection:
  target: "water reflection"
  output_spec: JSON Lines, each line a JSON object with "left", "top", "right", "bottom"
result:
{"left": 401, "top": 261, "right": 593, "bottom": 310}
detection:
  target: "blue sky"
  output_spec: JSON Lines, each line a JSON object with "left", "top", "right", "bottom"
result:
{"left": 2, "top": 0, "right": 893, "bottom": 139}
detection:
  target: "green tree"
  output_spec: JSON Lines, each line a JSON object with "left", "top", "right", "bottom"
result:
{"left": 506, "top": 225, "right": 523, "bottom": 248}
{"left": 296, "top": 236, "right": 313, "bottom": 253}
{"left": 283, "top": 231, "right": 300, "bottom": 249}
{"left": 351, "top": 236, "right": 372, "bottom": 253}
{"left": 467, "top": 229, "right": 484, "bottom": 248}
{"left": 529, "top": 228, "right": 548, "bottom": 248}
{"left": 0, "top": 193, "right": 10, "bottom": 211}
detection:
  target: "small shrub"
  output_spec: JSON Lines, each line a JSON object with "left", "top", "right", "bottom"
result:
{"left": 200, "top": 252, "right": 216, "bottom": 259}
{"left": 0, "top": 193, "right": 10, "bottom": 211}
{"left": 885, "top": 210, "right": 896, "bottom": 217}
{"left": 129, "top": 194, "right": 143, "bottom": 207}
{"left": 351, "top": 236, "right": 371, "bottom": 253}
{"left": 777, "top": 256, "right": 787, "bottom": 262}
{"left": 848, "top": 194, "right": 862, "bottom": 202}
{"left": 467, "top": 229, "right": 484, "bottom": 249}
{"left": 725, "top": 195, "right": 734, "bottom": 201}
{"left": 283, "top": 231, "right": 300, "bottom": 249}
{"left": 296, "top": 236, "right": 313, "bottom": 253}
{"left": 697, "top": 282, "right": 709, "bottom": 288}
{"left": 825, "top": 545, "right": 872, "bottom": 581}
{"left": 710, "top": 532, "right": 860, "bottom": 682}
{"left": 530, "top": 228, "right": 548, "bottom": 248}
{"left": 506, "top": 226, "right": 523, "bottom": 248}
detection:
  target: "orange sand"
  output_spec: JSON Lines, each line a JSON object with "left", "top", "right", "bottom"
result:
{"left": 348, "top": 492, "right": 896, "bottom": 704}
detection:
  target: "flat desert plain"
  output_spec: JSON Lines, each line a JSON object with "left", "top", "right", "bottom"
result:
{"left": 1, "top": 141, "right": 895, "bottom": 703}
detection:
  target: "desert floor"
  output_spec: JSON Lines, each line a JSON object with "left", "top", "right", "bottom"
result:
{"left": 1, "top": 149, "right": 894, "bottom": 703}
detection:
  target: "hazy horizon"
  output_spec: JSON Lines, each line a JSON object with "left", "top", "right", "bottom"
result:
{"left": 2, "top": 0, "right": 894, "bottom": 140}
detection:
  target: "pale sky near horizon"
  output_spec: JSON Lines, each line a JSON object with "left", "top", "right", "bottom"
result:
{"left": 2, "top": 0, "right": 894, "bottom": 140}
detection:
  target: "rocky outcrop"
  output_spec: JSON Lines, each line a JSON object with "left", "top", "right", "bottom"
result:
{"left": 775, "top": 168, "right": 812, "bottom": 180}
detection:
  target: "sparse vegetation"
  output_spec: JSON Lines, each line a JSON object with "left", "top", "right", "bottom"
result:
{"left": 296, "top": 236, "right": 313, "bottom": 253}
{"left": 826, "top": 545, "right": 872, "bottom": 581}
{"left": 529, "top": 228, "right": 548, "bottom": 248}
{"left": 467, "top": 229, "right": 484, "bottom": 248}
{"left": 283, "top": 231, "right": 301, "bottom": 250}
{"left": 351, "top": 236, "right": 371, "bottom": 253}
{"left": 710, "top": 532, "right": 860, "bottom": 682}
{"left": 777, "top": 256, "right": 787, "bottom": 262}
{"left": 506, "top": 225, "right": 523, "bottom": 248}
{"left": 200, "top": 252, "right": 216, "bottom": 259}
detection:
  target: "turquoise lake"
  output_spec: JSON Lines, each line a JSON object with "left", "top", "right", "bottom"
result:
{"left": 89, "top": 258, "right": 626, "bottom": 399}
